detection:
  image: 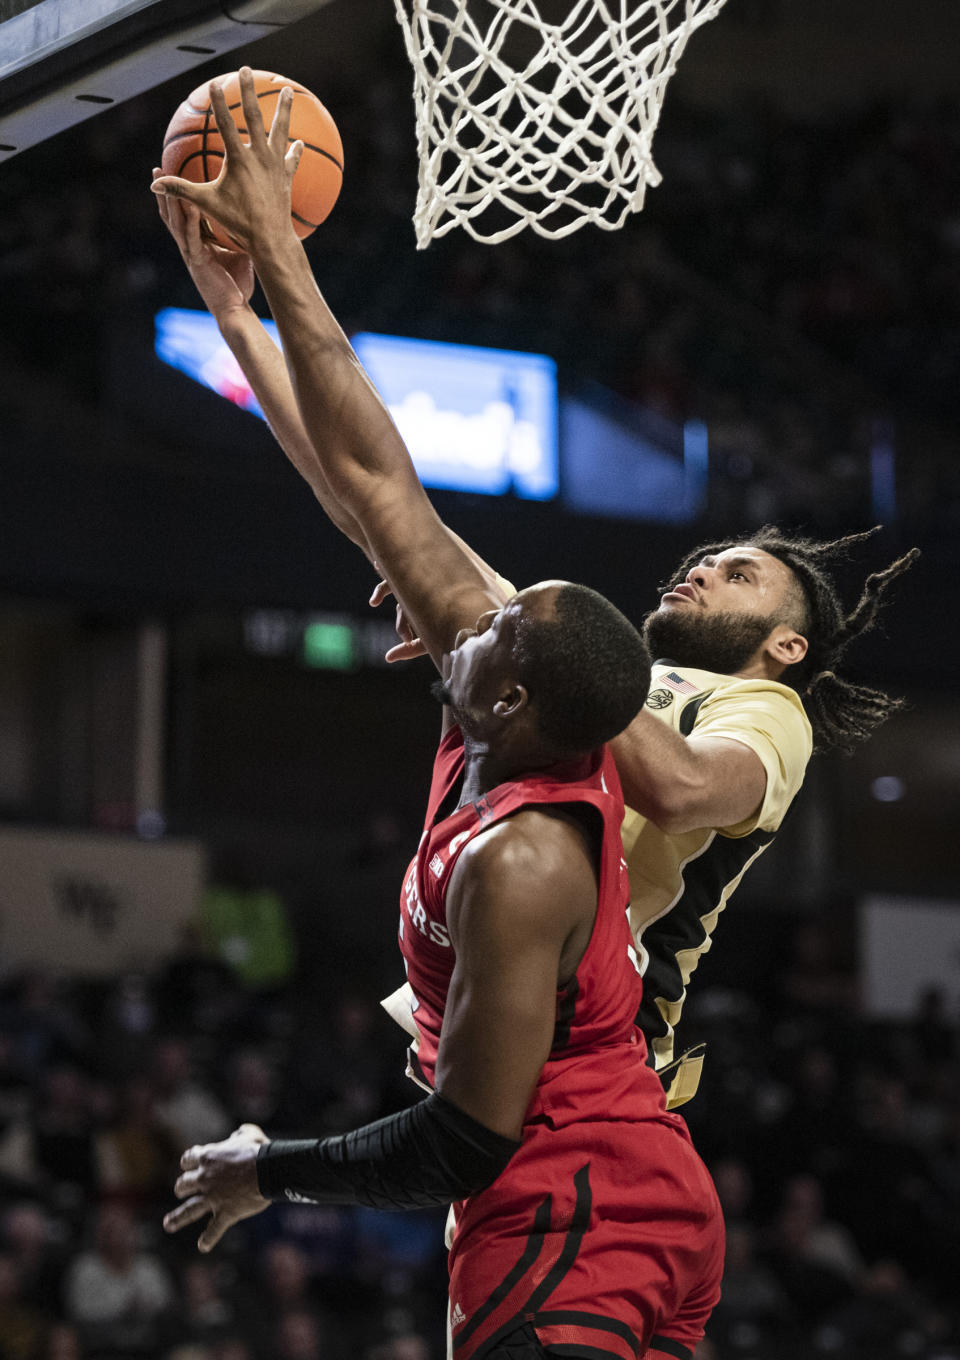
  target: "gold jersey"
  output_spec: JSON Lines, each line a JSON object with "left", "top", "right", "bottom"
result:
{"left": 625, "top": 662, "right": 813, "bottom": 1102}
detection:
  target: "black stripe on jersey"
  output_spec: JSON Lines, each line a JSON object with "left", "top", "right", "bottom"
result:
{"left": 534, "top": 1310, "right": 641, "bottom": 1354}
{"left": 469, "top": 1167, "right": 595, "bottom": 1359}
{"left": 454, "top": 1195, "right": 553, "bottom": 1351}
{"left": 638, "top": 825, "right": 774, "bottom": 1048}
{"left": 552, "top": 976, "right": 580, "bottom": 1050}
{"left": 649, "top": 1336, "right": 693, "bottom": 1360}
{"left": 523, "top": 1164, "right": 592, "bottom": 1312}
{"left": 678, "top": 693, "right": 710, "bottom": 736}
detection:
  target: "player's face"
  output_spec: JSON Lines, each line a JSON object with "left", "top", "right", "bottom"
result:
{"left": 443, "top": 584, "right": 560, "bottom": 733}
{"left": 440, "top": 599, "right": 520, "bottom": 731}
{"left": 657, "top": 546, "right": 797, "bottom": 619}
{"left": 644, "top": 547, "right": 803, "bottom": 675}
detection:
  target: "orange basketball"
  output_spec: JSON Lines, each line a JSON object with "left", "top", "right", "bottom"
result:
{"left": 161, "top": 69, "right": 343, "bottom": 249}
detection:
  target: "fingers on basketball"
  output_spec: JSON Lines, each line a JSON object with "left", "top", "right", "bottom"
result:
{"left": 161, "top": 70, "right": 343, "bottom": 249}
{"left": 268, "top": 84, "right": 295, "bottom": 150}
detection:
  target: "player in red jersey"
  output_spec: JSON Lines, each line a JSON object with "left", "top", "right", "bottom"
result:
{"left": 396, "top": 700, "right": 724, "bottom": 1360}
{"left": 156, "top": 72, "right": 723, "bottom": 1359}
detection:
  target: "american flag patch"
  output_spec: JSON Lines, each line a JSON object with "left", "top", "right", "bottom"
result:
{"left": 429, "top": 853, "right": 444, "bottom": 878}
{"left": 663, "top": 671, "right": 698, "bottom": 695}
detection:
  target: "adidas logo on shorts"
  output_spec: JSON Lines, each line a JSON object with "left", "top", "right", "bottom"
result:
{"left": 451, "top": 1302, "right": 466, "bottom": 1328}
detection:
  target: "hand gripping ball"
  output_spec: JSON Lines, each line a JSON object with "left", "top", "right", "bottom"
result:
{"left": 161, "top": 69, "right": 343, "bottom": 249}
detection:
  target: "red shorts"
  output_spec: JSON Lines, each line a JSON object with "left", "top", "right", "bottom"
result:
{"left": 447, "top": 1112, "right": 724, "bottom": 1360}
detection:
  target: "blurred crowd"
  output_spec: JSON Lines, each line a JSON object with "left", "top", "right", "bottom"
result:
{"left": 0, "top": 934, "right": 443, "bottom": 1360}
{"left": 0, "top": 43, "right": 958, "bottom": 533}
{"left": 1, "top": 913, "right": 959, "bottom": 1360}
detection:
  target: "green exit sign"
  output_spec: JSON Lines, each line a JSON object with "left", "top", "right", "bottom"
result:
{"left": 302, "top": 621, "right": 354, "bottom": 670}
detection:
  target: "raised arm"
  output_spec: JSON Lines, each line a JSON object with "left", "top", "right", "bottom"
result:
{"left": 152, "top": 71, "right": 503, "bottom": 668}
{"left": 152, "top": 171, "right": 370, "bottom": 556}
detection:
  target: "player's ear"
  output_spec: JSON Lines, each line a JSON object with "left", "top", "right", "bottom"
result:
{"left": 493, "top": 684, "right": 528, "bottom": 718}
{"left": 766, "top": 624, "right": 808, "bottom": 670}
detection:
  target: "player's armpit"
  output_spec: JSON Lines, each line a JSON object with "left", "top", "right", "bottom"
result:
{"left": 436, "top": 811, "right": 597, "bottom": 1140}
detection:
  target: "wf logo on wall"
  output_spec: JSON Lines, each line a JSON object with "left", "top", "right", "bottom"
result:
{"left": 53, "top": 875, "right": 125, "bottom": 936}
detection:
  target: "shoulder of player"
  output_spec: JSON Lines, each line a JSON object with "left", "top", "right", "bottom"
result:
{"left": 654, "top": 662, "right": 799, "bottom": 702}
{"left": 695, "top": 673, "right": 812, "bottom": 729}
{"left": 454, "top": 808, "right": 589, "bottom": 883}
{"left": 447, "top": 810, "right": 593, "bottom": 934}
{"left": 664, "top": 667, "right": 809, "bottom": 720}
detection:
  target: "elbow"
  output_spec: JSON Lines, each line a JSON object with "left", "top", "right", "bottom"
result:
{"left": 310, "top": 458, "right": 375, "bottom": 520}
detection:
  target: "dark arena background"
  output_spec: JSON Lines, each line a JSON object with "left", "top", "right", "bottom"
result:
{"left": 1, "top": 1, "right": 960, "bottom": 1357}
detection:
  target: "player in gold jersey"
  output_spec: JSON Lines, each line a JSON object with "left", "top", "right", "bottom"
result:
{"left": 379, "top": 529, "right": 915, "bottom": 1104}
{"left": 154, "top": 167, "right": 917, "bottom": 1110}
{"left": 609, "top": 526, "right": 917, "bottom": 1098}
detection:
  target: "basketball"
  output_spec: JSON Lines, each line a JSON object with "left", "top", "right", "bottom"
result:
{"left": 160, "top": 69, "right": 343, "bottom": 249}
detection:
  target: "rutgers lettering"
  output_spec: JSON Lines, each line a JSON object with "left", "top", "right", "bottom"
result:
{"left": 402, "top": 864, "right": 452, "bottom": 948}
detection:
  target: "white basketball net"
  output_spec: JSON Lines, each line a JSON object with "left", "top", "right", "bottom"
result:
{"left": 393, "top": 0, "right": 729, "bottom": 247}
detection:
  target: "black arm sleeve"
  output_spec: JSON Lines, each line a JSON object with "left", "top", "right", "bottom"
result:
{"left": 255, "top": 1092, "right": 521, "bottom": 1210}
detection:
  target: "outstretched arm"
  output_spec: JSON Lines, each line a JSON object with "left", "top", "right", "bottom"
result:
{"left": 153, "top": 71, "right": 503, "bottom": 668}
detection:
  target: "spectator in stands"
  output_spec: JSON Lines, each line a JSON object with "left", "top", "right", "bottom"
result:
{"left": 96, "top": 974, "right": 158, "bottom": 1081}
{"left": 224, "top": 1050, "right": 284, "bottom": 1133}
{"left": 275, "top": 1309, "right": 326, "bottom": 1360}
{"left": 0, "top": 1253, "right": 45, "bottom": 1360}
{"left": 96, "top": 1075, "right": 181, "bottom": 1210}
{"left": 154, "top": 925, "right": 240, "bottom": 1040}
{"left": 710, "top": 1223, "right": 792, "bottom": 1351}
{"left": 151, "top": 1039, "right": 231, "bottom": 1150}
{"left": 0, "top": 1201, "right": 66, "bottom": 1314}
{"left": 763, "top": 1045, "right": 853, "bottom": 1188}
{"left": 763, "top": 1176, "right": 858, "bottom": 1323}
{"left": 364, "top": 1336, "right": 431, "bottom": 1360}
{"left": 0, "top": 974, "right": 86, "bottom": 1075}
{"left": 815, "top": 1259, "right": 945, "bottom": 1360}
{"left": 63, "top": 1203, "right": 176, "bottom": 1355}
{"left": 710, "top": 1156, "right": 756, "bottom": 1234}
{"left": 775, "top": 1174, "right": 863, "bottom": 1284}
{"left": 176, "top": 1260, "right": 242, "bottom": 1347}
{"left": 12, "top": 1065, "right": 99, "bottom": 1202}
{"left": 41, "top": 1322, "right": 82, "bottom": 1360}
{"left": 242, "top": 1241, "right": 334, "bottom": 1360}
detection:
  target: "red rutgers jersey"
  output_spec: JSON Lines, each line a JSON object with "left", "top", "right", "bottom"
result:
{"left": 397, "top": 727, "right": 724, "bottom": 1360}
{"left": 397, "top": 723, "right": 666, "bottom": 1123}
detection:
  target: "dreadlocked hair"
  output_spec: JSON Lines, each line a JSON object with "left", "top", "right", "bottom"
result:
{"left": 666, "top": 526, "right": 920, "bottom": 754}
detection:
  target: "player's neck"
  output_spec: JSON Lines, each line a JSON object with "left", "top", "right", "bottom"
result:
{"left": 734, "top": 653, "right": 787, "bottom": 682}
{"left": 458, "top": 740, "right": 591, "bottom": 807}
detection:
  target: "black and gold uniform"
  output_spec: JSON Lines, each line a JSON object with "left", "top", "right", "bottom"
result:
{"left": 626, "top": 662, "right": 812, "bottom": 1106}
